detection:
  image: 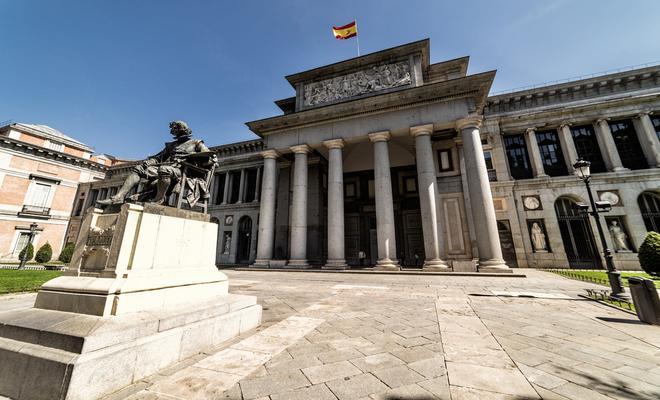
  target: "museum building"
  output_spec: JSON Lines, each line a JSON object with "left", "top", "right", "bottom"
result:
{"left": 69, "top": 39, "right": 660, "bottom": 270}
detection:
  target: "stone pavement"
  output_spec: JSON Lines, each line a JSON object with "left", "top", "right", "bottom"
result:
{"left": 3, "top": 269, "right": 660, "bottom": 399}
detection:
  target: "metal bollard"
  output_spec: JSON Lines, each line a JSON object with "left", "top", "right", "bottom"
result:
{"left": 628, "top": 277, "right": 660, "bottom": 325}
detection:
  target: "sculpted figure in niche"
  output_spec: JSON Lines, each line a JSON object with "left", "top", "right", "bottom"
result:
{"left": 97, "top": 121, "right": 217, "bottom": 208}
{"left": 608, "top": 220, "right": 630, "bottom": 251}
{"left": 531, "top": 222, "right": 547, "bottom": 252}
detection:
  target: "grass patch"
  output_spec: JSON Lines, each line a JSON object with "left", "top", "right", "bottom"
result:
{"left": 0, "top": 270, "right": 62, "bottom": 294}
{"left": 549, "top": 269, "right": 660, "bottom": 288}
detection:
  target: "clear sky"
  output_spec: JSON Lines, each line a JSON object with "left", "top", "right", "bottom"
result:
{"left": 2, "top": 0, "right": 659, "bottom": 158}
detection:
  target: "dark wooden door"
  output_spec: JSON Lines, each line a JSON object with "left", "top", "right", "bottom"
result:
{"left": 237, "top": 216, "right": 252, "bottom": 264}
{"left": 497, "top": 220, "right": 518, "bottom": 268}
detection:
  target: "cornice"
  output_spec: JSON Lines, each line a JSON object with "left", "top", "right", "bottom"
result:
{"left": 0, "top": 137, "right": 108, "bottom": 173}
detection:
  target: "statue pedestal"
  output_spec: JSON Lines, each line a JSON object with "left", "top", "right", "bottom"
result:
{"left": 0, "top": 204, "right": 262, "bottom": 400}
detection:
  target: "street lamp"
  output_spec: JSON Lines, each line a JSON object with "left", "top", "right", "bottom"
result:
{"left": 17, "top": 222, "right": 38, "bottom": 270}
{"left": 572, "top": 158, "right": 629, "bottom": 300}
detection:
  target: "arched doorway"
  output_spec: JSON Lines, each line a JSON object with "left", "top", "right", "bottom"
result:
{"left": 638, "top": 191, "right": 660, "bottom": 233}
{"left": 237, "top": 216, "right": 252, "bottom": 264}
{"left": 555, "top": 197, "right": 602, "bottom": 269}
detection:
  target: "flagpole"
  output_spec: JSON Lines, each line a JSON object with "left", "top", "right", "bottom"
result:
{"left": 356, "top": 22, "right": 361, "bottom": 57}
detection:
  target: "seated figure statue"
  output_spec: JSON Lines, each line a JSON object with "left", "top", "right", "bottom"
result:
{"left": 97, "top": 121, "right": 217, "bottom": 208}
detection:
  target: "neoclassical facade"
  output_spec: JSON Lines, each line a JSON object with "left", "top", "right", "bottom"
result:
{"left": 70, "top": 39, "right": 660, "bottom": 270}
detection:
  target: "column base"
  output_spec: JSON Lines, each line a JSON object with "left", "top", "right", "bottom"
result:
{"left": 323, "top": 260, "right": 347, "bottom": 270}
{"left": 373, "top": 258, "right": 400, "bottom": 271}
{"left": 252, "top": 259, "right": 271, "bottom": 268}
{"left": 422, "top": 259, "right": 450, "bottom": 272}
{"left": 612, "top": 167, "right": 630, "bottom": 172}
{"left": 287, "top": 259, "right": 309, "bottom": 268}
{"left": 478, "top": 259, "right": 512, "bottom": 273}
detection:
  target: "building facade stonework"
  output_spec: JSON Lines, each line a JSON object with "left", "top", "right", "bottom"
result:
{"left": 0, "top": 123, "right": 112, "bottom": 261}
{"left": 70, "top": 39, "right": 660, "bottom": 270}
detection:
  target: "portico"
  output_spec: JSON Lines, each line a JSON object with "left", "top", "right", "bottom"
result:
{"left": 246, "top": 39, "right": 510, "bottom": 272}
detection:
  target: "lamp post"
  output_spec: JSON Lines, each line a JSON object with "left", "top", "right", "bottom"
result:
{"left": 17, "top": 222, "right": 38, "bottom": 270}
{"left": 573, "top": 159, "right": 629, "bottom": 300}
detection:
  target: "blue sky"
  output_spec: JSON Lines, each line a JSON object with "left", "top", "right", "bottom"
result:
{"left": 2, "top": 0, "right": 659, "bottom": 158}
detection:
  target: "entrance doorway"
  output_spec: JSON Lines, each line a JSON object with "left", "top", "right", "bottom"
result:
{"left": 497, "top": 220, "right": 518, "bottom": 267}
{"left": 237, "top": 216, "right": 252, "bottom": 264}
{"left": 555, "top": 197, "right": 601, "bottom": 269}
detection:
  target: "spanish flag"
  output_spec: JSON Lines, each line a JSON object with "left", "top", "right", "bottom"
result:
{"left": 332, "top": 21, "right": 357, "bottom": 40}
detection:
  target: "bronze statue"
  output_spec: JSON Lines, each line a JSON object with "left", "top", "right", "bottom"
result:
{"left": 97, "top": 121, "right": 217, "bottom": 208}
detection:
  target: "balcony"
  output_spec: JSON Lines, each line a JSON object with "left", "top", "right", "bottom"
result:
{"left": 18, "top": 205, "right": 51, "bottom": 218}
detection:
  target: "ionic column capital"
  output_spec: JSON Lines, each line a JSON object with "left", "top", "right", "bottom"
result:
{"left": 323, "top": 139, "right": 345, "bottom": 149}
{"left": 525, "top": 127, "right": 537, "bottom": 135}
{"left": 558, "top": 122, "right": 571, "bottom": 130}
{"left": 290, "top": 144, "right": 312, "bottom": 154}
{"left": 456, "top": 115, "right": 483, "bottom": 131}
{"left": 409, "top": 124, "right": 434, "bottom": 138}
{"left": 261, "top": 149, "right": 280, "bottom": 159}
{"left": 596, "top": 117, "right": 610, "bottom": 125}
{"left": 368, "top": 131, "right": 391, "bottom": 143}
{"left": 636, "top": 111, "right": 652, "bottom": 119}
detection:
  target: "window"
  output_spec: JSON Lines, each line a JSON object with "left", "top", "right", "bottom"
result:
{"left": 503, "top": 134, "right": 533, "bottom": 180}
{"left": 484, "top": 151, "right": 496, "bottom": 182}
{"left": 403, "top": 177, "right": 417, "bottom": 194}
{"left": 345, "top": 182, "right": 357, "bottom": 198}
{"left": 652, "top": 115, "right": 660, "bottom": 141}
{"left": 245, "top": 169, "right": 258, "bottom": 202}
{"left": 437, "top": 149, "right": 453, "bottom": 172}
{"left": 639, "top": 192, "right": 660, "bottom": 232}
{"left": 215, "top": 174, "right": 226, "bottom": 204}
{"left": 44, "top": 140, "right": 65, "bottom": 152}
{"left": 609, "top": 120, "right": 648, "bottom": 170}
{"left": 73, "top": 193, "right": 85, "bottom": 216}
{"left": 536, "top": 130, "right": 568, "bottom": 176}
{"left": 24, "top": 182, "right": 51, "bottom": 214}
{"left": 229, "top": 171, "right": 241, "bottom": 203}
{"left": 13, "top": 232, "right": 31, "bottom": 256}
{"left": 570, "top": 125, "right": 606, "bottom": 173}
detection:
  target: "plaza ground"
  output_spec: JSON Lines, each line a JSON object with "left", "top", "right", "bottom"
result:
{"left": 2, "top": 269, "right": 659, "bottom": 399}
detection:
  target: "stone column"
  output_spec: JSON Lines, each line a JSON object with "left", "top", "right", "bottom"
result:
{"left": 323, "top": 139, "right": 347, "bottom": 269}
{"left": 633, "top": 112, "right": 660, "bottom": 168}
{"left": 458, "top": 116, "right": 509, "bottom": 272}
{"left": 288, "top": 144, "right": 311, "bottom": 267}
{"left": 237, "top": 169, "right": 246, "bottom": 204}
{"left": 253, "top": 166, "right": 262, "bottom": 202}
{"left": 525, "top": 128, "right": 548, "bottom": 178}
{"left": 253, "top": 150, "right": 279, "bottom": 267}
{"left": 368, "top": 131, "right": 400, "bottom": 270}
{"left": 221, "top": 171, "right": 230, "bottom": 204}
{"left": 410, "top": 124, "right": 449, "bottom": 271}
{"left": 558, "top": 123, "right": 579, "bottom": 173}
{"left": 594, "top": 119, "right": 627, "bottom": 172}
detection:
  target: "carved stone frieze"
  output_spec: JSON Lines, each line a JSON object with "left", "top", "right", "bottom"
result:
{"left": 303, "top": 61, "right": 412, "bottom": 107}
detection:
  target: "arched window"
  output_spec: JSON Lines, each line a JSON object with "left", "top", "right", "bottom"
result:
{"left": 638, "top": 192, "right": 660, "bottom": 232}
{"left": 555, "top": 197, "right": 601, "bottom": 269}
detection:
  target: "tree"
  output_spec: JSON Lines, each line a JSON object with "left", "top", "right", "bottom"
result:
{"left": 35, "top": 242, "right": 53, "bottom": 263}
{"left": 638, "top": 231, "right": 660, "bottom": 277}
{"left": 58, "top": 242, "right": 75, "bottom": 264}
{"left": 18, "top": 242, "right": 34, "bottom": 263}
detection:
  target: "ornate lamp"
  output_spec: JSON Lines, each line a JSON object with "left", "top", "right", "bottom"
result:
{"left": 573, "top": 158, "right": 591, "bottom": 181}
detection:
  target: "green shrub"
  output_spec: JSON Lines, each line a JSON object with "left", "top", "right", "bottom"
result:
{"left": 18, "top": 242, "right": 34, "bottom": 262}
{"left": 58, "top": 242, "right": 75, "bottom": 264}
{"left": 35, "top": 242, "right": 53, "bottom": 263}
{"left": 638, "top": 231, "right": 660, "bottom": 277}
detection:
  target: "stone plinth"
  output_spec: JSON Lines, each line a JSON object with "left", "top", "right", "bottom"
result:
{"left": 0, "top": 203, "right": 262, "bottom": 400}
{"left": 35, "top": 203, "right": 228, "bottom": 316}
